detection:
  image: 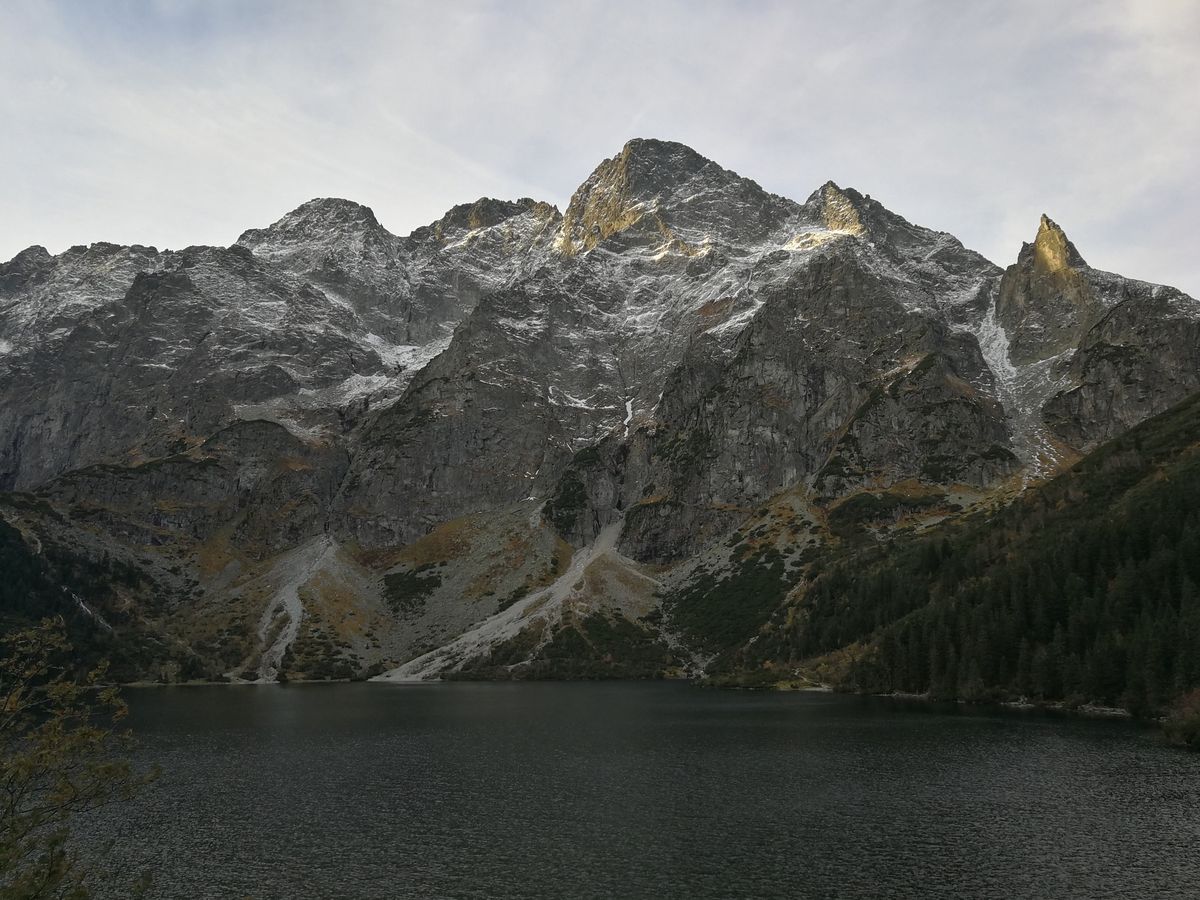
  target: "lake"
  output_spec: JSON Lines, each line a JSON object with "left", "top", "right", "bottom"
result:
{"left": 80, "top": 682, "right": 1200, "bottom": 899}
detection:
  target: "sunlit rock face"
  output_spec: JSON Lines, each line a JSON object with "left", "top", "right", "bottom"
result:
{"left": 991, "top": 213, "right": 1200, "bottom": 452}
{"left": 330, "top": 138, "right": 1029, "bottom": 550}
{"left": 996, "top": 214, "right": 1099, "bottom": 365}
{"left": 558, "top": 138, "right": 799, "bottom": 254}
{"left": 1, "top": 138, "right": 1196, "bottom": 680}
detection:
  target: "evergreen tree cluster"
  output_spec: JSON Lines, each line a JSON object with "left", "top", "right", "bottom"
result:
{"left": 748, "top": 393, "right": 1200, "bottom": 715}
{"left": 0, "top": 502, "right": 201, "bottom": 682}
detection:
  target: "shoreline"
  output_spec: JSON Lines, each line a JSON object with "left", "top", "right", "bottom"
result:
{"left": 111, "top": 677, "right": 1139, "bottom": 721}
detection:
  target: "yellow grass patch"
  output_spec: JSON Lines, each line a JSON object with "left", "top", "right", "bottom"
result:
{"left": 305, "top": 571, "right": 370, "bottom": 643}
{"left": 277, "top": 456, "right": 313, "bottom": 472}
{"left": 397, "top": 514, "right": 483, "bottom": 566}
{"left": 195, "top": 526, "right": 240, "bottom": 580}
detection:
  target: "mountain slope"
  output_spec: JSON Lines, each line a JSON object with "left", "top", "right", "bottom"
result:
{"left": 0, "top": 138, "right": 1196, "bottom": 686}
{"left": 732, "top": 391, "right": 1200, "bottom": 714}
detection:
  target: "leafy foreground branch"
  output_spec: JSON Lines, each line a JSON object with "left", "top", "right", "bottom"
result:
{"left": 1, "top": 619, "right": 156, "bottom": 899}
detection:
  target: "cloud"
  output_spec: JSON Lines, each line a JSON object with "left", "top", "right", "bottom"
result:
{"left": 2, "top": 0, "right": 1197, "bottom": 293}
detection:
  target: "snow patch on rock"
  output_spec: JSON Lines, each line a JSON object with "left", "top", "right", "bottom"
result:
{"left": 968, "top": 297, "right": 1068, "bottom": 481}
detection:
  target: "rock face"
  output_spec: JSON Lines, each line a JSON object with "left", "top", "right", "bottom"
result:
{"left": 333, "top": 141, "right": 1011, "bottom": 553}
{"left": 39, "top": 419, "right": 347, "bottom": 556}
{"left": 0, "top": 252, "right": 374, "bottom": 490}
{"left": 0, "top": 196, "right": 559, "bottom": 491}
{"left": 558, "top": 138, "right": 797, "bottom": 254}
{"left": 1042, "top": 291, "right": 1200, "bottom": 448}
{"left": 546, "top": 252, "right": 1014, "bottom": 564}
{"left": 994, "top": 213, "right": 1200, "bottom": 452}
{"left": 1, "top": 138, "right": 1196, "bottom": 682}
{"left": 997, "top": 214, "right": 1098, "bottom": 364}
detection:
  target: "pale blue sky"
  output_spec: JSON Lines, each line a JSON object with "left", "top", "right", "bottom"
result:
{"left": 3, "top": 0, "right": 1198, "bottom": 293}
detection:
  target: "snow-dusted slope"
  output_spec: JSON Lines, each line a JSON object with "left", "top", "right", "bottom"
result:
{"left": 0, "top": 194, "right": 558, "bottom": 489}
{"left": 2, "top": 137, "right": 1197, "bottom": 682}
{"left": 335, "top": 139, "right": 1020, "bottom": 549}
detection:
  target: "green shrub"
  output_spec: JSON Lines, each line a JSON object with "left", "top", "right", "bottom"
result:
{"left": 382, "top": 563, "right": 443, "bottom": 614}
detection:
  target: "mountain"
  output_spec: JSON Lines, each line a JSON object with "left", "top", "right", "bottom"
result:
{"left": 1, "top": 138, "right": 1196, "bottom": 708}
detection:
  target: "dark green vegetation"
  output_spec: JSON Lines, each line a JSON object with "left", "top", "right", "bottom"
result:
{"left": 382, "top": 562, "right": 444, "bottom": 615}
{"left": 824, "top": 488, "right": 951, "bottom": 538}
{"left": 1, "top": 512, "right": 137, "bottom": 624}
{"left": 665, "top": 546, "right": 799, "bottom": 657}
{"left": 0, "top": 506, "right": 202, "bottom": 683}
{"left": 280, "top": 620, "right": 359, "bottom": 681}
{"left": 737, "top": 392, "right": 1200, "bottom": 718}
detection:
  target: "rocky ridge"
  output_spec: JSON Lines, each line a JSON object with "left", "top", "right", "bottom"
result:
{"left": 0, "top": 138, "right": 1195, "bottom": 683}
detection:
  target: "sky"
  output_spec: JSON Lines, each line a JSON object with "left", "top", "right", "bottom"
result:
{"left": 3, "top": 0, "right": 1198, "bottom": 294}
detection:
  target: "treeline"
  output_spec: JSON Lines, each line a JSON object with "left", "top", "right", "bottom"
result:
{"left": 0, "top": 502, "right": 203, "bottom": 681}
{"left": 744, "top": 392, "right": 1200, "bottom": 715}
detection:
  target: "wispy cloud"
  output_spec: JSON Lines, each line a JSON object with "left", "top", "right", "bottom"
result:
{"left": 2, "top": 0, "right": 1197, "bottom": 293}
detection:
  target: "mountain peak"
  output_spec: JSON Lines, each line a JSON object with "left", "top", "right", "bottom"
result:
{"left": 559, "top": 137, "right": 794, "bottom": 254}
{"left": 616, "top": 137, "right": 712, "bottom": 173}
{"left": 996, "top": 213, "right": 1097, "bottom": 365}
{"left": 0, "top": 245, "right": 55, "bottom": 293}
{"left": 2, "top": 244, "right": 53, "bottom": 269}
{"left": 806, "top": 181, "right": 868, "bottom": 235}
{"left": 1031, "top": 213, "right": 1087, "bottom": 273}
{"left": 287, "top": 197, "right": 383, "bottom": 228}
{"left": 236, "top": 198, "right": 386, "bottom": 250}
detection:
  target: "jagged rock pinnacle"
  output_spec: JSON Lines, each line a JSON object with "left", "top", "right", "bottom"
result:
{"left": 997, "top": 213, "right": 1096, "bottom": 364}
{"left": 809, "top": 181, "right": 867, "bottom": 235}
{"left": 1033, "top": 213, "right": 1088, "bottom": 271}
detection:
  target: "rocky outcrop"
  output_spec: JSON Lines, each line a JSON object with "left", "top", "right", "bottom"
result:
{"left": 990, "top": 213, "right": 1200, "bottom": 453}
{"left": 38, "top": 419, "right": 347, "bottom": 554}
{"left": 411, "top": 197, "right": 560, "bottom": 243}
{"left": 1042, "top": 290, "right": 1200, "bottom": 448}
{"left": 558, "top": 138, "right": 797, "bottom": 254}
{"left": 996, "top": 214, "right": 1100, "bottom": 365}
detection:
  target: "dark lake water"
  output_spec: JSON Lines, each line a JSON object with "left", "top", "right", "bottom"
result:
{"left": 81, "top": 682, "right": 1200, "bottom": 899}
